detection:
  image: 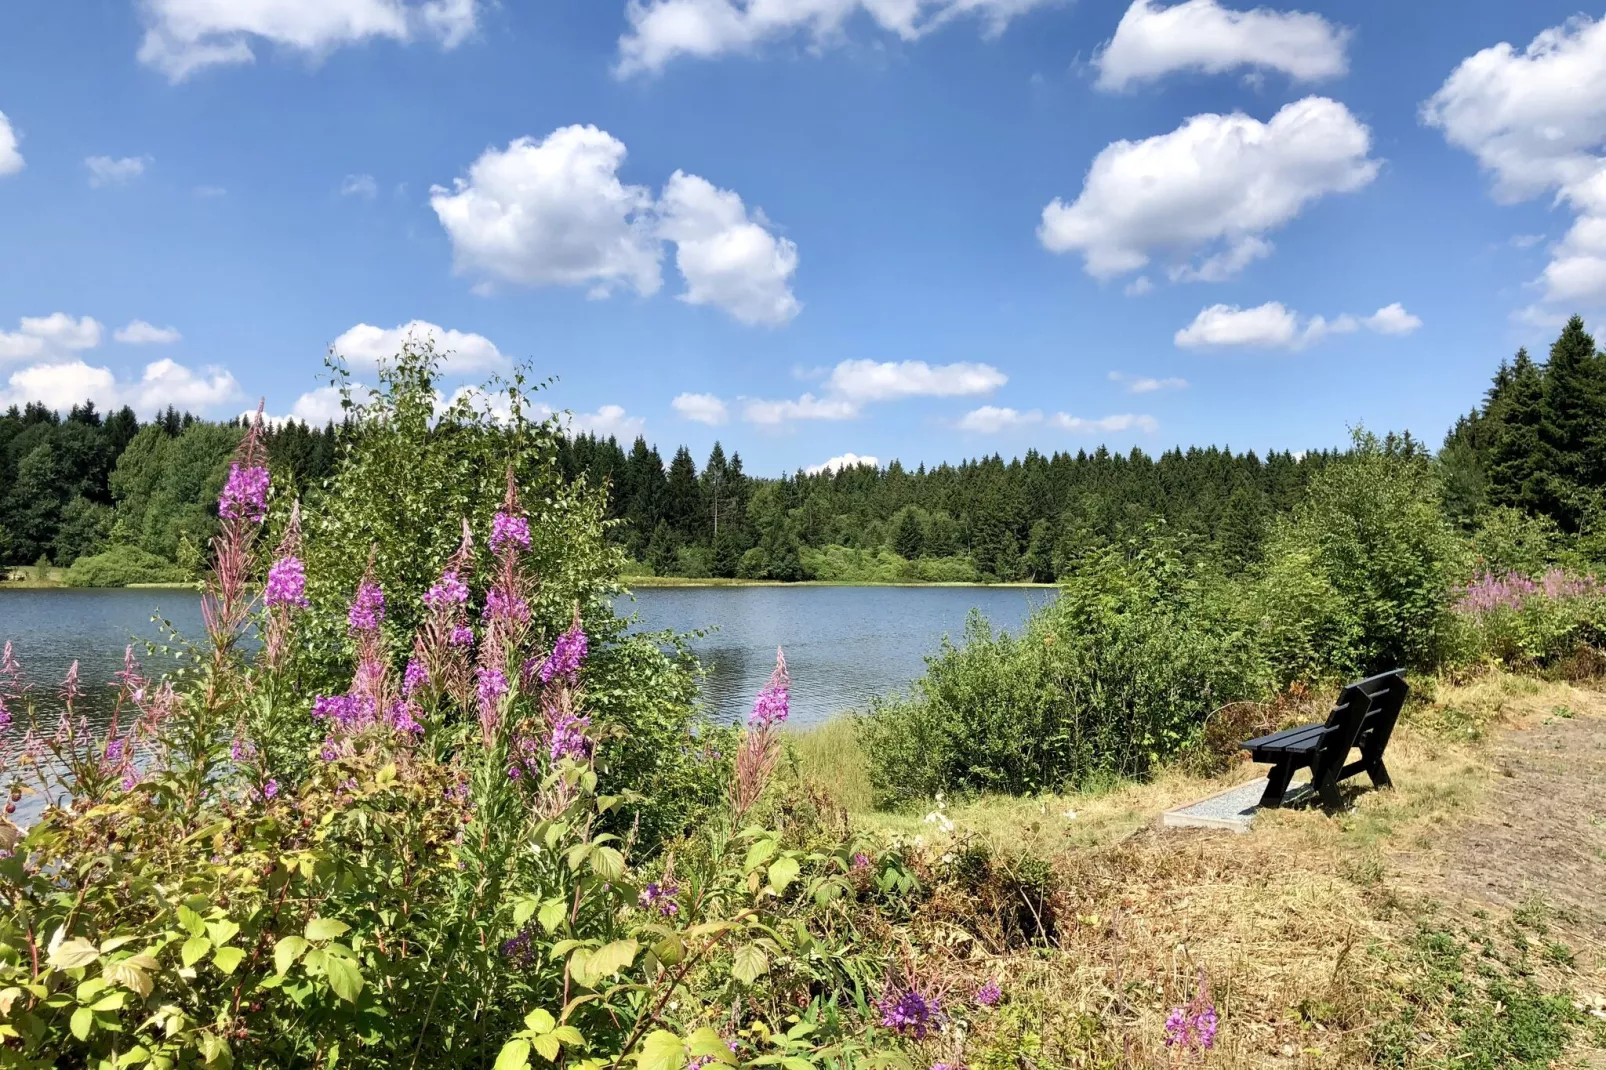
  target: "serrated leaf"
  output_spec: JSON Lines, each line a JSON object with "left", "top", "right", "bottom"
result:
{"left": 524, "top": 1008, "right": 556, "bottom": 1034}
{"left": 537, "top": 898, "right": 567, "bottom": 935}
{"left": 743, "top": 840, "right": 777, "bottom": 874}
{"left": 494, "top": 1039, "right": 532, "bottom": 1070}
{"left": 124, "top": 953, "right": 159, "bottom": 971}
{"left": 304, "top": 917, "right": 349, "bottom": 942}
{"left": 70, "top": 1006, "right": 94, "bottom": 1040}
{"left": 0, "top": 986, "right": 21, "bottom": 1016}
{"left": 730, "top": 945, "right": 768, "bottom": 985}
{"left": 98, "top": 935, "right": 138, "bottom": 955}
{"left": 89, "top": 990, "right": 126, "bottom": 1012}
{"left": 533, "top": 1034, "right": 561, "bottom": 1062}
{"left": 180, "top": 937, "right": 211, "bottom": 969}
{"left": 50, "top": 938, "right": 100, "bottom": 970}
{"left": 635, "top": 1030, "right": 685, "bottom": 1070}
{"left": 103, "top": 962, "right": 152, "bottom": 1000}
{"left": 176, "top": 906, "right": 206, "bottom": 938}
{"left": 686, "top": 1027, "right": 736, "bottom": 1064}
{"left": 513, "top": 896, "right": 540, "bottom": 929}
{"left": 587, "top": 939, "right": 637, "bottom": 981}
{"left": 205, "top": 920, "right": 240, "bottom": 946}
{"left": 324, "top": 954, "right": 362, "bottom": 1003}
{"left": 212, "top": 947, "right": 246, "bottom": 975}
{"left": 589, "top": 847, "right": 626, "bottom": 882}
{"left": 274, "top": 936, "right": 308, "bottom": 975}
{"left": 766, "top": 857, "right": 800, "bottom": 895}
{"left": 551, "top": 1026, "right": 584, "bottom": 1046}
{"left": 652, "top": 934, "right": 685, "bottom": 967}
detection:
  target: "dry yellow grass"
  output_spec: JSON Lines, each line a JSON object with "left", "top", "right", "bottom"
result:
{"left": 791, "top": 673, "right": 1606, "bottom": 1068}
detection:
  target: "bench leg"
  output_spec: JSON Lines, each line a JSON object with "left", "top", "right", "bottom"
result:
{"left": 1316, "top": 769, "right": 1345, "bottom": 812}
{"left": 1366, "top": 754, "right": 1392, "bottom": 790}
{"left": 1258, "top": 758, "right": 1295, "bottom": 809}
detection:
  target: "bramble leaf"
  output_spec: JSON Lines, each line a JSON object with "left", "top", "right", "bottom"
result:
{"left": 305, "top": 918, "right": 350, "bottom": 942}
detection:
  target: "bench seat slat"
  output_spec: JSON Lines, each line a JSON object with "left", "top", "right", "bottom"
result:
{"left": 1244, "top": 724, "right": 1325, "bottom": 753}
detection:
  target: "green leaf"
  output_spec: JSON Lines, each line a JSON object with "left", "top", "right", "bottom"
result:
{"left": 635, "top": 1030, "right": 686, "bottom": 1070}
{"left": 524, "top": 1008, "right": 556, "bottom": 1034}
{"left": 686, "top": 1027, "right": 736, "bottom": 1065}
{"left": 494, "top": 1039, "right": 532, "bottom": 1070}
{"left": 324, "top": 954, "right": 363, "bottom": 1003}
{"left": 180, "top": 936, "right": 212, "bottom": 969}
{"left": 533, "top": 1035, "right": 561, "bottom": 1062}
{"left": 176, "top": 906, "right": 206, "bottom": 939}
{"left": 537, "top": 898, "right": 567, "bottom": 935}
{"left": 49, "top": 938, "right": 100, "bottom": 970}
{"left": 743, "top": 840, "right": 777, "bottom": 874}
{"left": 589, "top": 847, "right": 626, "bottom": 882}
{"left": 70, "top": 1006, "right": 93, "bottom": 1041}
{"left": 652, "top": 934, "right": 685, "bottom": 967}
{"left": 766, "top": 857, "right": 801, "bottom": 895}
{"left": 586, "top": 939, "right": 638, "bottom": 983}
{"left": 550, "top": 1026, "right": 584, "bottom": 1046}
{"left": 305, "top": 917, "right": 350, "bottom": 942}
{"left": 730, "top": 944, "right": 768, "bottom": 985}
{"left": 212, "top": 947, "right": 246, "bottom": 975}
{"left": 88, "top": 991, "right": 126, "bottom": 1012}
{"left": 274, "top": 936, "right": 308, "bottom": 975}
{"left": 205, "top": 920, "right": 240, "bottom": 946}
{"left": 513, "top": 896, "right": 540, "bottom": 929}
{"left": 103, "top": 961, "right": 152, "bottom": 1000}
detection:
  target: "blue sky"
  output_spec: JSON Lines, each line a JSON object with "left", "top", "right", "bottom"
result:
{"left": 2, "top": 0, "right": 1604, "bottom": 475}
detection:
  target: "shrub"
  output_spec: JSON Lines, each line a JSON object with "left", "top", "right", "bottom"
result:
{"left": 859, "top": 538, "right": 1263, "bottom": 807}
{"left": 1451, "top": 569, "right": 1606, "bottom": 669}
{"left": 62, "top": 543, "right": 189, "bottom": 587}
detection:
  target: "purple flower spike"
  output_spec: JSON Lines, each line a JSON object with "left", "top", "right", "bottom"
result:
{"left": 403, "top": 657, "right": 428, "bottom": 697}
{"left": 265, "top": 555, "right": 309, "bottom": 609}
{"left": 975, "top": 980, "right": 1001, "bottom": 1007}
{"left": 424, "top": 569, "right": 470, "bottom": 609}
{"left": 261, "top": 779, "right": 279, "bottom": 800}
{"left": 219, "top": 463, "right": 270, "bottom": 523}
{"left": 538, "top": 624, "right": 588, "bottom": 684}
{"left": 348, "top": 581, "right": 385, "bottom": 633}
{"left": 876, "top": 985, "right": 941, "bottom": 1039}
{"left": 548, "top": 711, "right": 592, "bottom": 762}
{"left": 490, "top": 511, "right": 531, "bottom": 553}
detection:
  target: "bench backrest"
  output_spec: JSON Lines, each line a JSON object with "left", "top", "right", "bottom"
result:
{"left": 1314, "top": 669, "right": 1408, "bottom": 774}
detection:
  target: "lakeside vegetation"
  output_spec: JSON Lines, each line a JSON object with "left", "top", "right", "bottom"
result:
{"left": 2, "top": 323, "right": 1606, "bottom": 1065}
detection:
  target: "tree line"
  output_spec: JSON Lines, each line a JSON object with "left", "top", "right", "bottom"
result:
{"left": 5, "top": 315, "right": 1604, "bottom": 584}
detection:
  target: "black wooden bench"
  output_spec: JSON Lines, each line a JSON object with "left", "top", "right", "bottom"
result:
{"left": 1242, "top": 669, "right": 1408, "bottom": 810}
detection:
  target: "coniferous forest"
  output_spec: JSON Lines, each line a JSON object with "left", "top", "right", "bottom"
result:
{"left": 4, "top": 315, "right": 1606, "bottom": 585}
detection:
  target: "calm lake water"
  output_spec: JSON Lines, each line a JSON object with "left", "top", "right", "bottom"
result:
{"left": 0, "top": 585, "right": 1053, "bottom": 730}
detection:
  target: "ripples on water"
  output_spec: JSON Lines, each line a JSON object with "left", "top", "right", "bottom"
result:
{"left": 0, "top": 584, "right": 1054, "bottom": 732}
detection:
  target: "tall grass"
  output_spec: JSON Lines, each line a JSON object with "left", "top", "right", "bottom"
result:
{"left": 783, "top": 717, "right": 873, "bottom": 812}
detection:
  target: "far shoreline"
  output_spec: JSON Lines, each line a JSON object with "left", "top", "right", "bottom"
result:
{"left": 5, "top": 577, "right": 1056, "bottom": 592}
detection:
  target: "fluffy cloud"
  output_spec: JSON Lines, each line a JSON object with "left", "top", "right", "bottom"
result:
{"left": 672, "top": 392, "right": 730, "bottom": 425}
{"left": 806, "top": 452, "right": 879, "bottom": 476}
{"left": 1039, "top": 97, "right": 1379, "bottom": 280}
{"left": 1093, "top": 0, "right": 1348, "bottom": 92}
{"left": 957, "top": 406, "right": 1157, "bottom": 434}
{"left": 658, "top": 171, "right": 799, "bottom": 326}
{"left": 1, "top": 358, "right": 241, "bottom": 415}
{"left": 1424, "top": 16, "right": 1606, "bottom": 310}
{"left": 0, "top": 314, "right": 104, "bottom": 363}
{"left": 332, "top": 320, "right": 509, "bottom": 375}
{"left": 1174, "top": 301, "right": 1419, "bottom": 350}
{"left": 1363, "top": 302, "right": 1423, "bottom": 336}
{"left": 0, "top": 110, "right": 22, "bottom": 175}
{"left": 431, "top": 126, "right": 662, "bottom": 298}
{"left": 957, "top": 405, "right": 1040, "bottom": 433}
{"left": 432, "top": 127, "right": 800, "bottom": 325}
{"left": 825, "top": 359, "right": 1006, "bottom": 402}
{"left": 137, "top": 0, "right": 479, "bottom": 81}
{"left": 1109, "top": 372, "right": 1187, "bottom": 393}
{"left": 616, "top": 0, "right": 1059, "bottom": 76}
{"left": 115, "top": 320, "right": 183, "bottom": 345}
{"left": 86, "top": 155, "right": 149, "bottom": 187}
{"left": 725, "top": 357, "right": 1005, "bottom": 427}
{"left": 269, "top": 386, "right": 350, "bottom": 426}
{"left": 567, "top": 404, "right": 647, "bottom": 440}
{"left": 340, "top": 173, "right": 378, "bottom": 198}
{"left": 742, "top": 393, "right": 858, "bottom": 426}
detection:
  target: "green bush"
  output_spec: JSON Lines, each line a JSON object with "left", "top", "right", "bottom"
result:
{"left": 859, "top": 538, "right": 1263, "bottom": 807}
{"left": 62, "top": 543, "right": 190, "bottom": 587}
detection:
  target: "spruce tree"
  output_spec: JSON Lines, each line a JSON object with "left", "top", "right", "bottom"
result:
{"left": 892, "top": 508, "right": 925, "bottom": 559}
{"left": 1487, "top": 349, "right": 1546, "bottom": 516}
{"left": 1537, "top": 316, "right": 1606, "bottom": 528}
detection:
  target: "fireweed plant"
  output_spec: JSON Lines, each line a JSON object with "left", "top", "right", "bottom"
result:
{"left": 0, "top": 349, "right": 1024, "bottom": 1069}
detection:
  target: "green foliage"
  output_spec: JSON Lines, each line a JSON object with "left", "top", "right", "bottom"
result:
{"left": 62, "top": 543, "right": 191, "bottom": 587}
{"left": 108, "top": 422, "right": 244, "bottom": 562}
{"left": 860, "top": 536, "right": 1262, "bottom": 807}
{"left": 1470, "top": 507, "right": 1561, "bottom": 576}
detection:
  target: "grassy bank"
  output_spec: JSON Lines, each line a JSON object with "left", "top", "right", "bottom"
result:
{"left": 625, "top": 575, "right": 1056, "bottom": 589}
{"left": 783, "top": 673, "right": 1606, "bottom": 1066}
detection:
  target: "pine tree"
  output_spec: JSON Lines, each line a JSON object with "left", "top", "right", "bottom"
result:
{"left": 892, "top": 508, "right": 925, "bottom": 559}
{"left": 1536, "top": 316, "right": 1606, "bottom": 528}
{"left": 664, "top": 447, "right": 702, "bottom": 542}
{"left": 1487, "top": 349, "right": 1546, "bottom": 516}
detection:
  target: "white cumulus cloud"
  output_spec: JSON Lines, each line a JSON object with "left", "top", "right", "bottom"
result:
{"left": 1175, "top": 301, "right": 1419, "bottom": 350}
{"left": 86, "top": 155, "right": 149, "bottom": 187}
{"left": 431, "top": 126, "right": 663, "bottom": 299}
{"left": 1039, "top": 96, "right": 1379, "bottom": 281}
{"left": 432, "top": 128, "right": 800, "bottom": 325}
{"left": 567, "top": 404, "right": 647, "bottom": 441}
{"left": 340, "top": 173, "right": 378, "bottom": 198}
{"left": 825, "top": 359, "right": 1006, "bottom": 402}
{"left": 1, "top": 358, "right": 241, "bottom": 415}
{"left": 957, "top": 406, "right": 1042, "bottom": 433}
{"left": 616, "top": 0, "right": 1061, "bottom": 77}
{"left": 1093, "top": 0, "right": 1348, "bottom": 92}
{"left": 0, "top": 314, "right": 104, "bottom": 363}
{"left": 1052, "top": 412, "right": 1158, "bottom": 433}
{"left": 115, "top": 320, "right": 183, "bottom": 345}
{"left": 742, "top": 393, "right": 859, "bottom": 426}
{"left": 332, "top": 320, "right": 509, "bottom": 375}
{"left": 806, "top": 452, "right": 879, "bottom": 476}
{"left": 672, "top": 392, "right": 730, "bottom": 425}
{"left": 658, "top": 171, "right": 800, "bottom": 326}
{"left": 1109, "top": 372, "right": 1188, "bottom": 393}
{"left": 958, "top": 406, "right": 1157, "bottom": 434}
{"left": 1424, "top": 15, "right": 1606, "bottom": 312}
{"left": 136, "top": 0, "right": 480, "bottom": 81}
{"left": 0, "top": 110, "right": 23, "bottom": 175}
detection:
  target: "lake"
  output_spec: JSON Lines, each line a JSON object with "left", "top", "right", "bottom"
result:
{"left": 0, "top": 584, "right": 1053, "bottom": 730}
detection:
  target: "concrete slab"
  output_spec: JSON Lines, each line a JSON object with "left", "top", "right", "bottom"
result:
{"left": 1162, "top": 773, "right": 1313, "bottom": 833}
